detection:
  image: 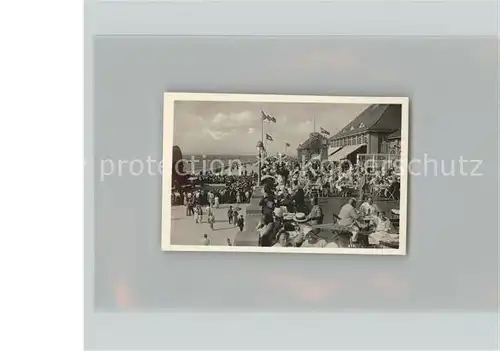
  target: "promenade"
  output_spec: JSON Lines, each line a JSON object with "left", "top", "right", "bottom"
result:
{"left": 170, "top": 203, "right": 248, "bottom": 246}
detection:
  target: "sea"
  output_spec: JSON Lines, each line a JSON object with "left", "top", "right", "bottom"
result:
{"left": 182, "top": 154, "right": 258, "bottom": 174}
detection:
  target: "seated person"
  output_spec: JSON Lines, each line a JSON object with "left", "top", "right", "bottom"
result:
{"left": 301, "top": 228, "right": 327, "bottom": 248}
{"left": 307, "top": 197, "right": 324, "bottom": 225}
{"left": 359, "top": 196, "right": 380, "bottom": 217}
{"left": 273, "top": 207, "right": 284, "bottom": 228}
{"left": 337, "top": 198, "right": 364, "bottom": 243}
{"left": 273, "top": 231, "right": 292, "bottom": 247}
{"left": 368, "top": 211, "right": 396, "bottom": 245}
{"left": 287, "top": 213, "right": 310, "bottom": 247}
{"left": 259, "top": 186, "right": 276, "bottom": 217}
{"left": 257, "top": 213, "right": 276, "bottom": 247}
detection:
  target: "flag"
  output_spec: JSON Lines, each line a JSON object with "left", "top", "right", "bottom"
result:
{"left": 261, "top": 110, "right": 271, "bottom": 121}
{"left": 266, "top": 134, "right": 273, "bottom": 141}
{"left": 320, "top": 127, "right": 330, "bottom": 135}
{"left": 285, "top": 142, "right": 291, "bottom": 147}
{"left": 261, "top": 110, "right": 276, "bottom": 123}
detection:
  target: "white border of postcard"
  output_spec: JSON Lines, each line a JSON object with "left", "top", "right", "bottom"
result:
{"left": 162, "top": 92, "right": 409, "bottom": 256}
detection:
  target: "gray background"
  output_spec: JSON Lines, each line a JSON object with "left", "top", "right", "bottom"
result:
{"left": 85, "top": 1, "right": 499, "bottom": 350}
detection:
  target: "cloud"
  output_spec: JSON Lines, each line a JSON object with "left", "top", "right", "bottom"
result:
{"left": 247, "top": 128, "right": 255, "bottom": 134}
{"left": 211, "top": 111, "right": 254, "bottom": 129}
{"left": 294, "top": 120, "right": 313, "bottom": 133}
{"left": 202, "top": 128, "right": 229, "bottom": 141}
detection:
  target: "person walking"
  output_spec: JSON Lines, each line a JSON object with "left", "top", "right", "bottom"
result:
{"left": 232, "top": 209, "right": 239, "bottom": 227}
{"left": 187, "top": 197, "right": 194, "bottom": 216}
{"left": 227, "top": 206, "right": 234, "bottom": 224}
{"left": 196, "top": 205, "right": 203, "bottom": 223}
{"left": 237, "top": 214, "right": 245, "bottom": 232}
{"left": 208, "top": 210, "right": 215, "bottom": 231}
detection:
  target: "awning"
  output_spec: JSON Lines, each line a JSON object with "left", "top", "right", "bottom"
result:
{"left": 328, "top": 144, "right": 366, "bottom": 162}
{"left": 328, "top": 146, "right": 342, "bottom": 156}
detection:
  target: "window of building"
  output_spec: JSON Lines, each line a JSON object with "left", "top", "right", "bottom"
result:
{"left": 350, "top": 125, "right": 355, "bottom": 131}
{"left": 357, "top": 135, "right": 362, "bottom": 144}
{"left": 359, "top": 122, "right": 365, "bottom": 128}
{"left": 363, "top": 134, "right": 368, "bottom": 144}
{"left": 347, "top": 138, "right": 351, "bottom": 146}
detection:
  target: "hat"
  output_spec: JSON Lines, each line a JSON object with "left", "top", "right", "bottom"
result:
{"left": 273, "top": 207, "right": 283, "bottom": 218}
{"left": 294, "top": 212, "right": 308, "bottom": 223}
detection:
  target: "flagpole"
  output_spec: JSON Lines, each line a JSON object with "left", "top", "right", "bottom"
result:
{"left": 259, "top": 112, "right": 264, "bottom": 186}
{"left": 262, "top": 113, "right": 265, "bottom": 150}
{"left": 313, "top": 116, "right": 316, "bottom": 133}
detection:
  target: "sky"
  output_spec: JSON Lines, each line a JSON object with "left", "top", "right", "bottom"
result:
{"left": 173, "top": 101, "right": 370, "bottom": 155}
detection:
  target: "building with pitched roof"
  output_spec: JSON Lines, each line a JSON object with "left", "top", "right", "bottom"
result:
{"left": 328, "top": 104, "right": 402, "bottom": 164}
{"left": 296, "top": 132, "right": 329, "bottom": 162}
{"left": 387, "top": 129, "right": 402, "bottom": 155}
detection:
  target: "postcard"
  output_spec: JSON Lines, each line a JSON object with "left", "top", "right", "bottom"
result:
{"left": 162, "top": 93, "right": 409, "bottom": 255}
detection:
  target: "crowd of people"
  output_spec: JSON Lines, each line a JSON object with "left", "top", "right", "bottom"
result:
{"left": 251, "top": 154, "right": 401, "bottom": 248}
{"left": 255, "top": 185, "right": 399, "bottom": 249}
{"left": 171, "top": 173, "right": 255, "bottom": 207}
{"left": 259, "top": 154, "right": 401, "bottom": 201}
{"left": 172, "top": 154, "right": 400, "bottom": 207}
{"left": 172, "top": 153, "right": 401, "bottom": 248}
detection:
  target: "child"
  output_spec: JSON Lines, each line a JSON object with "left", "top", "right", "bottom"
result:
{"left": 237, "top": 214, "right": 245, "bottom": 232}
{"left": 227, "top": 206, "right": 233, "bottom": 224}
{"left": 201, "top": 234, "right": 210, "bottom": 246}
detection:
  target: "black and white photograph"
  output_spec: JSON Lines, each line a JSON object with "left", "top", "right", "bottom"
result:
{"left": 162, "top": 93, "right": 409, "bottom": 255}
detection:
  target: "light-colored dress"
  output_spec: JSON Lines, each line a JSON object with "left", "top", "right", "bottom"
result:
{"left": 368, "top": 217, "right": 394, "bottom": 245}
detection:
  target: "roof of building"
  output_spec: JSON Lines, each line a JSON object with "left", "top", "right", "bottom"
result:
{"left": 330, "top": 104, "right": 399, "bottom": 139}
{"left": 297, "top": 132, "right": 329, "bottom": 150}
{"left": 387, "top": 130, "right": 401, "bottom": 140}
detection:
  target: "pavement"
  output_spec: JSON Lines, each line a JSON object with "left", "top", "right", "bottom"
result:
{"left": 170, "top": 203, "right": 248, "bottom": 246}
